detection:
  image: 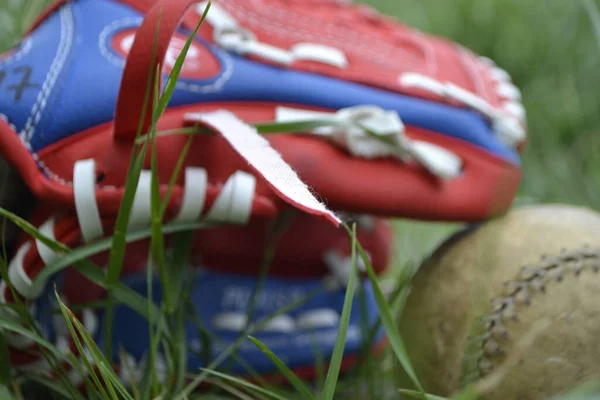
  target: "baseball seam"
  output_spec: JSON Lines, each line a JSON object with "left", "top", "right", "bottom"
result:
{"left": 463, "top": 246, "right": 600, "bottom": 383}
{"left": 98, "top": 17, "right": 235, "bottom": 94}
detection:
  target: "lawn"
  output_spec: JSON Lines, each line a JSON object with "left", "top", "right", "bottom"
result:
{"left": 0, "top": 0, "right": 599, "bottom": 399}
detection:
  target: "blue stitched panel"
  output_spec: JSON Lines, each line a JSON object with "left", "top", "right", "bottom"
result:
{"left": 35, "top": 269, "right": 384, "bottom": 375}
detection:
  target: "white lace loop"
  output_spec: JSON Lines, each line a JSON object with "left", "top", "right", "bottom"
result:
{"left": 118, "top": 352, "right": 142, "bottom": 384}
{"left": 276, "top": 105, "right": 463, "bottom": 180}
{"left": 128, "top": 171, "right": 153, "bottom": 230}
{"left": 503, "top": 101, "right": 526, "bottom": 123}
{"left": 212, "top": 312, "right": 248, "bottom": 331}
{"left": 36, "top": 217, "right": 60, "bottom": 267}
{"left": 198, "top": 1, "right": 348, "bottom": 68}
{"left": 5, "top": 329, "right": 36, "bottom": 349}
{"left": 8, "top": 242, "right": 43, "bottom": 299}
{"left": 72, "top": 161, "right": 256, "bottom": 235}
{"left": 491, "top": 67, "right": 511, "bottom": 83}
{"left": 296, "top": 309, "right": 340, "bottom": 330}
{"left": 204, "top": 171, "right": 256, "bottom": 224}
{"left": 410, "top": 141, "right": 464, "bottom": 179}
{"left": 211, "top": 310, "right": 341, "bottom": 332}
{"left": 496, "top": 82, "right": 522, "bottom": 101}
{"left": 14, "top": 358, "right": 51, "bottom": 374}
{"left": 82, "top": 308, "right": 99, "bottom": 336}
{"left": 172, "top": 167, "right": 207, "bottom": 223}
{"left": 0, "top": 285, "right": 38, "bottom": 348}
{"left": 0, "top": 282, "right": 16, "bottom": 321}
{"left": 323, "top": 249, "right": 369, "bottom": 292}
{"left": 1, "top": 162, "right": 258, "bottom": 340}
{"left": 400, "top": 72, "right": 526, "bottom": 147}
{"left": 73, "top": 159, "right": 105, "bottom": 242}
{"left": 0, "top": 281, "right": 37, "bottom": 322}
{"left": 262, "top": 315, "right": 296, "bottom": 333}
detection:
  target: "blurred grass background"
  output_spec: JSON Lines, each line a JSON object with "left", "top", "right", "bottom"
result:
{"left": 0, "top": 0, "right": 599, "bottom": 398}
{"left": 369, "top": 0, "right": 600, "bottom": 272}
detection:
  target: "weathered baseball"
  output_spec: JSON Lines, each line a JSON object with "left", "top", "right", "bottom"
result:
{"left": 398, "top": 204, "right": 600, "bottom": 399}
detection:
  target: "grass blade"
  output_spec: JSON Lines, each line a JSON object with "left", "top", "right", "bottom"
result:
{"left": 356, "top": 269, "right": 376, "bottom": 399}
{"left": 54, "top": 288, "right": 114, "bottom": 400}
{"left": 103, "top": 6, "right": 164, "bottom": 364}
{"left": 185, "top": 300, "right": 271, "bottom": 389}
{"left": 172, "top": 299, "right": 189, "bottom": 394}
{"left": 55, "top": 288, "right": 137, "bottom": 400}
{"left": 144, "top": 248, "right": 161, "bottom": 398}
{"left": 320, "top": 223, "right": 359, "bottom": 400}
{"left": 198, "top": 368, "right": 289, "bottom": 400}
{"left": 165, "top": 231, "right": 194, "bottom": 310}
{"left": 204, "top": 377, "right": 261, "bottom": 400}
{"left": 159, "top": 135, "right": 194, "bottom": 218}
{"left": 33, "top": 221, "right": 216, "bottom": 289}
{"left": 450, "top": 387, "right": 484, "bottom": 400}
{"left": 0, "top": 208, "right": 66, "bottom": 257}
{"left": 0, "top": 333, "right": 10, "bottom": 386}
{"left": 149, "top": 64, "right": 171, "bottom": 313}
{"left": 155, "top": 1, "right": 212, "bottom": 117}
{"left": 98, "top": 362, "right": 136, "bottom": 400}
{"left": 343, "top": 225, "right": 427, "bottom": 399}
{"left": 176, "top": 287, "right": 323, "bottom": 398}
{"left": 247, "top": 336, "right": 315, "bottom": 400}
{"left": 224, "top": 213, "right": 295, "bottom": 374}
{"left": 0, "top": 319, "right": 74, "bottom": 364}
{"left": 136, "top": 119, "right": 348, "bottom": 144}
{"left": 118, "top": 346, "right": 141, "bottom": 400}
{"left": 0, "top": 384, "right": 15, "bottom": 400}
{"left": 309, "top": 334, "right": 326, "bottom": 393}
{"left": 104, "top": 134, "right": 150, "bottom": 275}
{"left": 71, "top": 263, "right": 167, "bottom": 338}
{"left": 583, "top": 0, "right": 600, "bottom": 54}
{"left": 549, "top": 381, "right": 600, "bottom": 400}
{"left": 20, "top": 375, "right": 83, "bottom": 400}
{"left": 252, "top": 120, "right": 344, "bottom": 135}
{"left": 398, "top": 389, "right": 447, "bottom": 400}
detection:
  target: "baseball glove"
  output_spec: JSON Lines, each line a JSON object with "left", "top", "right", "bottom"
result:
{"left": 0, "top": 0, "right": 526, "bottom": 388}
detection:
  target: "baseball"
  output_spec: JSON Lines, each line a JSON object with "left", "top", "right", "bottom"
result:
{"left": 398, "top": 204, "right": 600, "bottom": 399}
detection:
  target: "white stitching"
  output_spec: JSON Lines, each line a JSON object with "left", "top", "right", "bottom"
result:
{"left": 4, "top": 110, "right": 100, "bottom": 189}
{"left": 174, "top": 50, "right": 233, "bottom": 93}
{"left": 98, "top": 17, "right": 234, "bottom": 94}
{"left": 1, "top": 117, "right": 216, "bottom": 193}
{"left": 0, "top": 114, "right": 59, "bottom": 189}
{"left": 457, "top": 45, "right": 489, "bottom": 101}
{"left": 21, "top": 5, "right": 75, "bottom": 144}
{"left": 219, "top": 0, "right": 432, "bottom": 72}
{"left": 98, "top": 17, "right": 142, "bottom": 67}
{"left": 0, "top": 37, "right": 33, "bottom": 66}
{"left": 1, "top": 12, "right": 233, "bottom": 191}
{"left": 472, "top": 247, "right": 600, "bottom": 378}
{"left": 31, "top": 151, "right": 71, "bottom": 186}
{"left": 230, "top": 1, "right": 400, "bottom": 61}
{"left": 0, "top": 113, "right": 18, "bottom": 132}
{"left": 413, "top": 30, "right": 438, "bottom": 76}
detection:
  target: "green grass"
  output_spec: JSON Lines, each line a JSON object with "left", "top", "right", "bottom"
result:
{"left": 1, "top": 0, "right": 600, "bottom": 399}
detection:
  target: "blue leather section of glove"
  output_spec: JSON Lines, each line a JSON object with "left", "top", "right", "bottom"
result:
{"left": 102, "top": 269, "right": 383, "bottom": 374}
{"left": 35, "top": 269, "right": 384, "bottom": 375}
